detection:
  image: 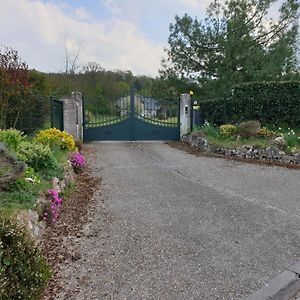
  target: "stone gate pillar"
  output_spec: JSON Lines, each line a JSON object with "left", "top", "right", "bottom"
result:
{"left": 180, "top": 93, "right": 191, "bottom": 137}
{"left": 61, "top": 92, "right": 83, "bottom": 140}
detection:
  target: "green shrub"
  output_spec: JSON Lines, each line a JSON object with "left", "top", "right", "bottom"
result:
{"left": 0, "top": 215, "right": 50, "bottom": 299}
{"left": 220, "top": 124, "right": 237, "bottom": 138}
{"left": 237, "top": 120, "right": 261, "bottom": 138}
{"left": 16, "top": 141, "right": 57, "bottom": 171}
{"left": 0, "top": 190, "right": 36, "bottom": 209}
{"left": 0, "top": 129, "right": 24, "bottom": 151}
{"left": 201, "top": 121, "right": 219, "bottom": 138}
{"left": 284, "top": 129, "right": 299, "bottom": 148}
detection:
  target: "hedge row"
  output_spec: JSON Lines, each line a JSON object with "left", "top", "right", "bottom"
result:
{"left": 200, "top": 81, "right": 300, "bottom": 127}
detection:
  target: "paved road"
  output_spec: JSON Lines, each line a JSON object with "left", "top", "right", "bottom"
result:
{"left": 59, "top": 142, "right": 300, "bottom": 299}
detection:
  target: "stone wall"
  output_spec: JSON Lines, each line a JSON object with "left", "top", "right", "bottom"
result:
{"left": 61, "top": 92, "right": 83, "bottom": 140}
{"left": 182, "top": 132, "right": 300, "bottom": 165}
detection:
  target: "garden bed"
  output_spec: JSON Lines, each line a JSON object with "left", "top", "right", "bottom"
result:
{"left": 168, "top": 141, "right": 300, "bottom": 170}
{"left": 177, "top": 121, "right": 300, "bottom": 167}
{"left": 0, "top": 128, "right": 88, "bottom": 299}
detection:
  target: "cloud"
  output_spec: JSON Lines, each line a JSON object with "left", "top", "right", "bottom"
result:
{"left": 103, "top": 0, "right": 122, "bottom": 15}
{"left": 72, "top": 7, "right": 91, "bottom": 21}
{"left": 0, "top": 0, "right": 164, "bottom": 76}
{"left": 179, "top": 0, "right": 211, "bottom": 11}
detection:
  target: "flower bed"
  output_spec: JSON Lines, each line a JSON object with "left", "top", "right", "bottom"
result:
{"left": 184, "top": 121, "right": 300, "bottom": 165}
{"left": 0, "top": 127, "right": 87, "bottom": 299}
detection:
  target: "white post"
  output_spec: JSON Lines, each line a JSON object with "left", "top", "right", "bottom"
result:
{"left": 180, "top": 93, "right": 191, "bottom": 137}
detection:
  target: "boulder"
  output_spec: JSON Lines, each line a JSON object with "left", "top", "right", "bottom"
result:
{"left": 0, "top": 142, "right": 25, "bottom": 190}
{"left": 274, "top": 136, "right": 286, "bottom": 150}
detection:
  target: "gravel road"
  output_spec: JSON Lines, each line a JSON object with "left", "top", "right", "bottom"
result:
{"left": 55, "top": 141, "right": 300, "bottom": 300}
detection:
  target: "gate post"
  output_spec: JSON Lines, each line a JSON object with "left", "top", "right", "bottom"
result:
{"left": 180, "top": 93, "right": 191, "bottom": 138}
{"left": 60, "top": 92, "right": 83, "bottom": 140}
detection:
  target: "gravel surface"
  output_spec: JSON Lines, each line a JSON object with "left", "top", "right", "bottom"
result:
{"left": 47, "top": 141, "right": 300, "bottom": 300}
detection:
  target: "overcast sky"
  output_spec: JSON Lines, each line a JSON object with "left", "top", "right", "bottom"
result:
{"left": 0, "top": 0, "right": 284, "bottom": 76}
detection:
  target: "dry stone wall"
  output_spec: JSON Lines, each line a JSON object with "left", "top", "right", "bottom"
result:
{"left": 182, "top": 133, "right": 300, "bottom": 165}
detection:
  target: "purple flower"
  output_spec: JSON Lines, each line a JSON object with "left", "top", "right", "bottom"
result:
{"left": 42, "top": 188, "right": 63, "bottom": 224}
{"left": 69, "top": 152, "right": 86, "bottom": 172}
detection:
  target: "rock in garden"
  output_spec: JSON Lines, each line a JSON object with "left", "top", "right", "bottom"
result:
{"left": 274, "top": 137, "right": 286, "bottom": 150}
{"left": 0, "top": 142, "right": 25, "bottom": 190}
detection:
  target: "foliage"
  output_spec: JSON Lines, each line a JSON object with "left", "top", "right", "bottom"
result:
{"left": 199, "top": 81, "right": 300, "bottom": 127}
{"left": 0, "top": 190, "right": 37, "bottom": 210}
{"left": 277, "top": 127, "right": 300, "bottom": 150}
{"left": 0, "top": 215, "right": 50, "bottom": 299}
{"left": 35, "top": 128, "right": 75, "bottom": 151}
{"left": 24, "top": 167, "right": 41, "bottom": 184}
{"left": 237, "top": 120, "right": 261, "bottom": 138}
{"left": 69, "top": 152, "right": 86, "bottom": 173}
{"left": 220, "top": 125, "right": 237, "bottom": 138}
{"left": 198, "top": 120, "right": 219, "bottom": 138}
{"left": 47, "top": 69, "right": 132, "bottom": 100}
{"left": 258, "top": 127, "right": 275, "bottom": 139}
{"left": 0, "top": 129, "right": 24, "bottom": 151}
{"left": 8, "top": 167, "right": 40, "bottom": 193}
{"left": 3, "top": 167, "right": 48, "bottom": 210}
{"left": 0, "top": 47, "right": 31, "bottom": 130}
{"left": 206, "top": 134, "right": 271, "bottom": 149}
{"left": 230, "top": 81, "right": 300, "bottom": 127}
{"left": 0, "top": 47, "right": 50, "bottom": 133}
{"left": 163, "top": 0, "right": 299, "bottom": 98}
{"left": 16, "top": 140, "right": 57, "bottom": 171}
{"left": 42, "top": 189, "right": 62, "bottom": 224}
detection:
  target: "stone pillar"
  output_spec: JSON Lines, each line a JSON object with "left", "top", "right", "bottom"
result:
{"left": 61, "top": 92, "right": 83, "bottom": 140}
{"left": 180, "top": 93, "right": 191, "bottom": 137}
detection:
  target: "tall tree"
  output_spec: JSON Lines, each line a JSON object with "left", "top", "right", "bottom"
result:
{"left": 162, "top": 0, "right": 299, "bottom": 98}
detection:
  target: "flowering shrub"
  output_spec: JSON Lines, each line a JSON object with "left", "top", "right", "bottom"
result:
{"left": 220, "top": 124, "right": 237, "bottom": 138}
{"left": 16, "top": 140, "right": 57, "bottom": 171}
{"left": 0, "top": 129, "right": 25, "bottom": 151}
{"left": 35, "top": 128, "right": 75, "bottom": 151}
{"left": 0, "top": 215, "right": 50, "bottom": 299}
{"left": 258, "top": 127, "right": 275, "bottom": 139}
{"left": 42, "top": 189, "right": 62, "bottom": 224}
{"left": 69, "top": 151, "right": 86, "bottom": 173}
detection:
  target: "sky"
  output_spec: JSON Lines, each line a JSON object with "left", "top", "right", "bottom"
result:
{"left": 0, "top": 0, "right": 284, "bottom": 77}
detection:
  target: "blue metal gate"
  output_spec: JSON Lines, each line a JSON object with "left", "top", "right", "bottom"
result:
{"left": 83, "top": 89, "right": 179, "bottom": 141}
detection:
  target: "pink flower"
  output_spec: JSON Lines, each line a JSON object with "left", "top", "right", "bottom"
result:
{"left": 42, "top": 188, "right": 63, "bottom": 224}
{"left": 69, "top": 152, "right": 86, "bottom": 173}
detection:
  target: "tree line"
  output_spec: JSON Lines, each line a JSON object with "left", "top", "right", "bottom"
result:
{"left": 0, "top": 0, "right": 299, "bottom": 132}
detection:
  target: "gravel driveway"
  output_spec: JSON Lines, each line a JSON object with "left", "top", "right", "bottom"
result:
{"left": 56, "top": 141, "right": 300, "bottom": 300}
